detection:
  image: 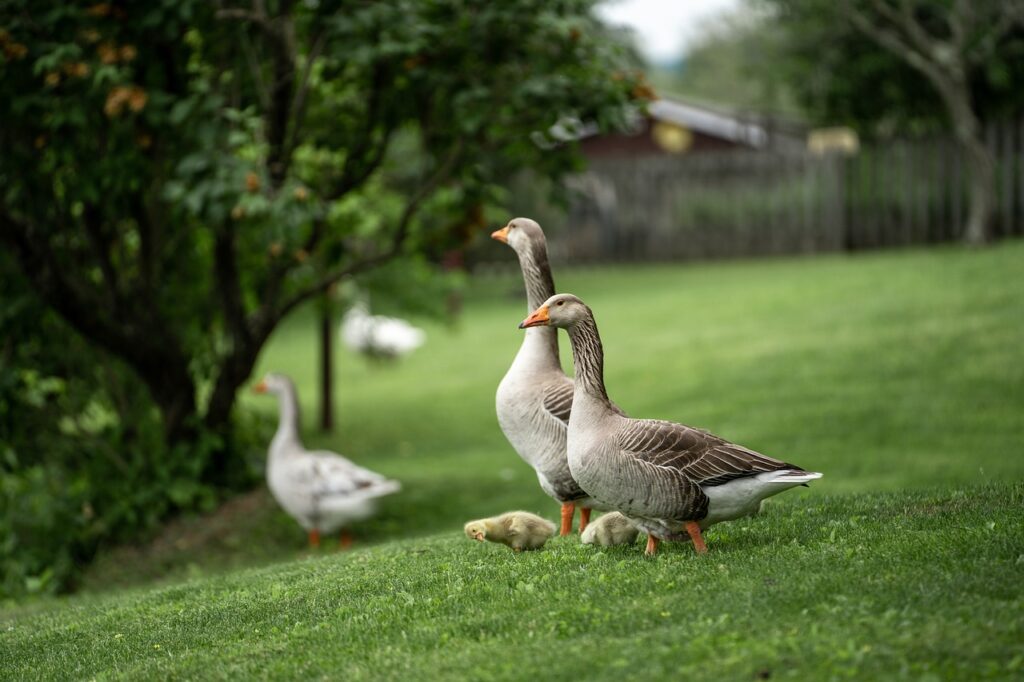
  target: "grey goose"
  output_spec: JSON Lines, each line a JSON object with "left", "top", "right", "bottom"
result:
{"left": 519, "top": 294, "right": 822, "bottom": 555}
{"left": 492, "top": 218, "right": 623, "bottom": 535}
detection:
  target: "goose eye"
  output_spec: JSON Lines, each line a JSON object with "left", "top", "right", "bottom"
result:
{"left": 556, "top": 300, "right": 564, "bottom": 306}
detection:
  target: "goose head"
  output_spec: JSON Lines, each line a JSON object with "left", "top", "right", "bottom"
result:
{"left": 519, "top": 293, "right": 590, "bottom": 330}
{"left": 490, "top": 217, "right": 545, "bottom": 254}
{"left": 464, "top": 519, "right": 492, "bottom": 542}
{"left": 252, "top": 372, "right": 293, "bottom": 395}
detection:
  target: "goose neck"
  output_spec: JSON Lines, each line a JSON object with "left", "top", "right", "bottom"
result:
{"left": 271, "top": 384, "right": 302, "bottom": 452}
{"left": 566, "top": 315, "right": 611, "bottom": 405}
{"left": 517, "top": 240, "right": 557, "bottom": 312}
{"left": 516, "top": 240, "right": 559, "bottom": 360}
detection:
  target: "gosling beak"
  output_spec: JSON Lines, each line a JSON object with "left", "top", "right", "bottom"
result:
{"left": 474, "top": 533, "right": 485, "bottom": 542}
{"left": 519, "top": 305, "right": 550, "bottom": 329}
{"left": 491, "top": 225, "right": 510, "bottom": 243}
{"left": 252, "top": 380, "right": 268, "bottom": 394}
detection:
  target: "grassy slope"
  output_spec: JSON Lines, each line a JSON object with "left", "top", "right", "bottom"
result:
{"left": 3, "top": 486, "right": 1022, "bottom": 680}
{"left": 5, "top": 241, "right": 1024, "bottom": 678}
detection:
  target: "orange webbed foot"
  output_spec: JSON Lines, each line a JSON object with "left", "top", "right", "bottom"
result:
{"left": 559, "top": 502, "right": 575, "bottom": 537}
{"left": 578, "top": 507, "right": 592, "bottom": 533}
{"left": 645, "top": 534, "right": 660, "bottom": 556}
{"left": 685, "top": 521, "right": 707, "bottom": 554}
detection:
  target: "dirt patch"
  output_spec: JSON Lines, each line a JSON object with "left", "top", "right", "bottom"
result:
{"left": 80, "top": 488, "right": 299, "bottom": 592}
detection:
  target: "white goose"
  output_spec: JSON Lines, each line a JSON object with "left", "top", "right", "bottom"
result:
{"left": 492, "top": 218, "right": 622, "bottom": 535}
{"left": 519, "top": 294, "right": 822, "bottom": 555}
{"left": 340, "top": 302, "right": 426, "bottom": 361}
{"left": 253, "top": 373, "right": 400, "bottom": 548}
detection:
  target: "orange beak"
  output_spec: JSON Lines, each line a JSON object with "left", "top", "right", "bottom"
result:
{"left": 491, "top": 225, "right": 510, "bottom": 243}
{"left": 473, "top": 533, "right": 484, "bottom": 542}
{"left": 519, "top": 305, "right": 550, "bottom": 329}
{"left": 252, "top": 380, "right": 268, "bottom": 394}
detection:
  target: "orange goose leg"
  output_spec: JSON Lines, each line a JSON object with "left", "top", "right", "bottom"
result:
{"left": 578, "top": 507, "right": 592, "bottom": 533}
{"left": 685, "top": 521, "right": 708, "bottom": 554}
{"left": 339, "top": 529, "right": 354, "bottom": 550}
{"left": 559, "top": 502, "right": 575, "bottom": 536}
{"left": 645, "top": 534, "right": 660, "bottom": 556}
{"left": 308, "top": 529, "right": 321, "bottom": 548}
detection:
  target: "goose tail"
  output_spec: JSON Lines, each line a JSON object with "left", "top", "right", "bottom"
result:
{"left": 767, "top": 470, "right": 823, "bottom": 486}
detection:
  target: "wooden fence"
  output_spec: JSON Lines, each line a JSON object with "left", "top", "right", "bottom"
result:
{"left": 490, "top": 120, "right": 1024, "bottom": 265}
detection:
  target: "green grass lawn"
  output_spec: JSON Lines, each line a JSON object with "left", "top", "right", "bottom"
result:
{"left": 3, "top": 486, "right": 1022, "bottom": 679}
{"left": 5, "top": 241, "right": 1024, "bottom": 679}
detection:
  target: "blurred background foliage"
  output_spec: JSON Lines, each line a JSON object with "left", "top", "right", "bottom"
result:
{"left": 0, "top": 0, "right": 647, "bottom": 597}
{"left": 655, "top": 0, "right": 1024, "bottom": 137}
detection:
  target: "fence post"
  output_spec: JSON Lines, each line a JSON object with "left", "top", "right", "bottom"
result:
{"left": 823, "top": 152, "right": 846, "bottom": 251}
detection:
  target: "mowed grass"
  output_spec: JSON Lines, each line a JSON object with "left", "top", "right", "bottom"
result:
{"left": 3, "top": 486, "right": 1022, "bottom": 679}
{"left": 5, "top": 240, "right": 1024, "bottom": 679}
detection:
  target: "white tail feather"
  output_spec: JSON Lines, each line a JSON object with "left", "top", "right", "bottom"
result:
{"left": 321, "top": 480, "right": 401, "bottom": 507}
{"left": 768, "top": 470, "right": 823, "bottom": 483}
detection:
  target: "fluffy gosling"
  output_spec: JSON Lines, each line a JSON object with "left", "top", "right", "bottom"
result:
{"left": 464, "top": 511, "right": 556, "bottom": 551}
{"left": 580, "top": 512, "right": 640, "bottom": 547}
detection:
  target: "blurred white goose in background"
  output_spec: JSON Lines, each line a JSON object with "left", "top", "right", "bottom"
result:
{"left": 340, "top": 302, "right": 426, "bottom": 361}
{"left": 253, "top": 372, "right": 401, "bottom": 548}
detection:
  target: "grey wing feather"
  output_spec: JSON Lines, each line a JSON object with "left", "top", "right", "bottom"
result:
{"left": 542, "top": 378, "right": 627, "bottom": 424}
{"left": 541, "top": 379, "right": 574, "bottom": 425}
{"left": 617, "top": 419, "right": 801, "bottom": 487}
{"left": 307, "top": 453, "right": 394, "bottom": 497}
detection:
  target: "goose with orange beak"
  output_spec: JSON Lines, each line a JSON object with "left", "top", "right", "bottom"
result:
{"left": 491, "top": 218, "right": 623, "bottom": 537}
{"left": 520, "top": 293, "right": 822, "bottom": 555}
{"left": 254, "top": 372, "right": 400, "bottom": 549}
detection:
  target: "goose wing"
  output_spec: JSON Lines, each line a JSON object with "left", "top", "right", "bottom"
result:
{"left": 617, "top": 419, "right": 799, "bottom": 487}
{"left": 541, "top": 379, "right": 574, "bottom": 425}
{"left": 300, "top": 451, "right": 399, "bottom": 498}
{"left": 542, "top": 378, "right": 626, "bottom": 425}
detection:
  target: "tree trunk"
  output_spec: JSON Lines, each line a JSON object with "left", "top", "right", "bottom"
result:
{"left": 931, "top": 72, "right": 994, "bottom": 245}
{"left": 319, "top": 294, "right": 334, "bottom": 432}
{"left": 202, "top": 338, "right": 265, "bottom": 487}
{"left": 958, "top": 132, "right": 995, "bottom": 245}
{"left": 142, "top": 359, "right": 199, "bottom": 447}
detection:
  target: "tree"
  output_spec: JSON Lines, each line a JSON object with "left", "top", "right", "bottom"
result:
{"left": 0, "top": 0, "right": 647, "bottom": 488}
{"left": 764, "top": 0, "right": 1024, "bottom": 244}
{"left": 657, "top": 8, "right": 802, "bottom": 120}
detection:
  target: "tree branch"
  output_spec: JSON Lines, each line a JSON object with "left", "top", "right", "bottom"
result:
{"left": 884, "top": 0, "right": 938, "bottom": 57}
{"left": 257, "top": 64, "right": 397, "bottom": 310}
{"left": 842, "top": 1, "right": 947, "bottom": 89}
{"left": 965, "top": 2, "right": 1024, "bottom": 64}
{"left": 213, "top": 221, "right": 252, "bottom": 349}
{"left": 219, "top": 0, "right": 297, "bottom": 188}
{"left": 132, "top": 192, "right": 157, "bottom": 290}
{"left": 81, "top": 204, "right": 122, "bottom": 310}
{"left": 282, "top": 30, "right": 327, "bottom": 166}
{"left": 324, "top": 63, "right": 394, "bottom": 201}
{"left": 215, "top": 7, "right": 285, "bottom": 52}
{"left": 270, "top": 138, "right": 466, "bottom": 324}
{"left": 237, "top": 21, "right": 271, "bottom": 110}
{"left": 2, "top": 213, "right": 115, "bottom": 349}
{"left": 2, "top": 212, "right": 181, "bottom": 370}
